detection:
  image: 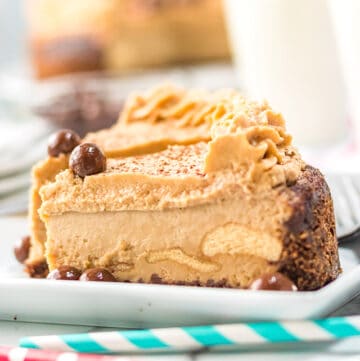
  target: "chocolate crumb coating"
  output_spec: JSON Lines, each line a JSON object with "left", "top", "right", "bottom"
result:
{"left": 280, "top": 166, "right": 341, "bottom": 290}
{"left": 149, "top": 274, "right": 231, "bottom": 288}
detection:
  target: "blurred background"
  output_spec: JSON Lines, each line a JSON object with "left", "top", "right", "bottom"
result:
{"left": 1, "top": 0, "right": 360, "bottom": 214}
{"left": 0, "top": 1, "right": 26, "bottom": 65}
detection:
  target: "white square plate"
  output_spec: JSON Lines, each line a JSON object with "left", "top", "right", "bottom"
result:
{"left": 0, "top": 217, "right": 359, "bottom": 328}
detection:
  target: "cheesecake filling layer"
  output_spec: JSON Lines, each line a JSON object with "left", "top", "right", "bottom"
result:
{"left": 45, "top": 197, "right": 287, "bottom": 288}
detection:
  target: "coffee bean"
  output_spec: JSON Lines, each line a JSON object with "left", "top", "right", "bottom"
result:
{"left": 80, "top": 268, "right": 117, "bottom": 282}
{"left": 47, "top": 266, "right": 82, "bottom": 280}
{"left": 48, "top": 129, "right": 81, "bottom": 157}
{"left": 14, "top": 236, "right": 31, "bottom": 264}
{"left": 69, "top": 143, "right": 106, "bottom": 178}
{"left": 249, "top": 272, "right": 297, "bottom": 291}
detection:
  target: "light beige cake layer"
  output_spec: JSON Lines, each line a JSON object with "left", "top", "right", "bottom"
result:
{"left": 45, "top": 197, "right": 287, "bottom": 287}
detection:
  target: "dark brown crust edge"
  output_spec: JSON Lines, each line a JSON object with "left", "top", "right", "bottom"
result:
{"left": 279, "top": 165, "right": 341, "bottom": 290}
{"left": 148, "top": 274, "right": 231, "bottom": 288}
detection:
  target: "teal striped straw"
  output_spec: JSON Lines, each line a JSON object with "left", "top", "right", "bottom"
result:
{"left": 20, "top": 316, "right": 360, "bottom": 354}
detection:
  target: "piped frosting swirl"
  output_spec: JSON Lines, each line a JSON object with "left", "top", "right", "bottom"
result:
{"left": 120, "top": 84, "right": 218, "bottom": 128}
{"left": 204, "top": 94, "right": 296, "bottom": 180}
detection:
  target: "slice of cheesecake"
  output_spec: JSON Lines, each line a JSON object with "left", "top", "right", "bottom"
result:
{"left": 26, "top": 84, "right": 218, "bottom": 274}
{"left": 39, "top": 92, "right": 340, "bottom": 290}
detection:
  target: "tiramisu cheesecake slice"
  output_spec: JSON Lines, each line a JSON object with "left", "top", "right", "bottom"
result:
{"left": 26, "top": 85, "right": 218, "bottom": 275}
{"left": 38, "top": 92, "right": 340, "bottom": 290}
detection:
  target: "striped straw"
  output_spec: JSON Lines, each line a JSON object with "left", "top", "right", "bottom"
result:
{"left": 0, "top": 346, "right": 152, "bottom": 361}
{"left": 19, "top": 316, "right": 360, "bottom": 354}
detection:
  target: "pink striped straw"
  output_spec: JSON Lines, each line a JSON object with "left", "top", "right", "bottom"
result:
{"left": 0, "top": 346, "right": 151, "bottom": 361}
